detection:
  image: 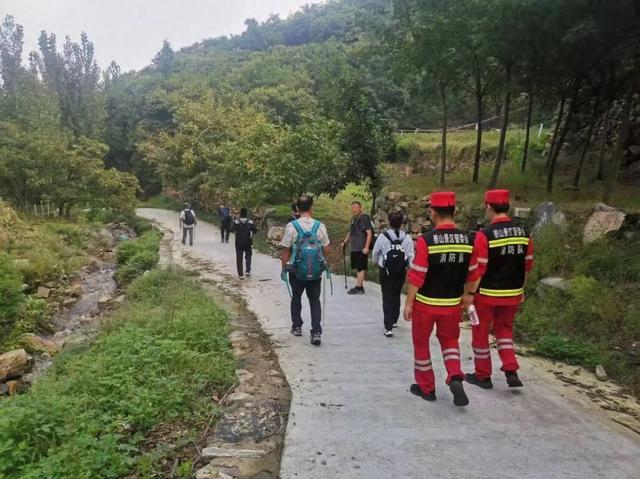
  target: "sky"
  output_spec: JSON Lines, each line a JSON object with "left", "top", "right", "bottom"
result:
{"left": 0, "top": 0, "right": 320, "bottom": 72}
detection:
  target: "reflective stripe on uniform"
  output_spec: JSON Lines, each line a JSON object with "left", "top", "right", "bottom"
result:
{"left": 442, "top": 348, "right": 459, "bottom": 355}
{"left": 525, "top": 255, "right": 534, "bottom": 260}
{"left": 443, "top": 354, "right": 460, "bottom": 362}
{"left": 473, "top": 348, "right": 490, "bottom": 353}
{"left": 415, "top": 294, "right": 462, "bottom": 306}
{"left": 479, "top": 287, "right": 524, "bottom": 297}
{"left": 497, "top": 344, "right": 515, "bottom": 351}
{"left": 414, "top": 359, "right": 432, "bottom": 366}
{"left": 468, "top": 264, "right": 478, "bottom": 271}
{"left": 497, "top": 339, "right": 513, "bottom": 344}
{"left": 477, "top": 258, "right": 488, "bottom": 264}
{"left": 428, "top": 245, "right": 473, "bottom": 254}
{"left": 410, "top": 263, "right": 428, "bottom": 273}
{"left": 474, "top": 353, "right": 491, "bottom": 359}
{"left": 414, "top": 365, "right": 433, "bottom": 372}
{"left": 488, "top": 237, "right": 530, "bottom": 248}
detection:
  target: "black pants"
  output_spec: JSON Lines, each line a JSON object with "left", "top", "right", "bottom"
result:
{"left": 289, "top": 272, "right": 322, "bottom": 334}
{"left": 235, "top": 244, "right": 252, "bottom": 277}
{"left": 379, "top": 267, "right": 404, "bottom": 330}
{"left": 221, "top": 218, "right": 231, "bottom": 242}
{"left": 181, "top": 227, "right": 193, "bottom": 246}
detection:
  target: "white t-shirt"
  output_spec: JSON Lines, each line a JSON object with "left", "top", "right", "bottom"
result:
{"left": 280, "top": 217, "right": 330, "bottom": 248}
{"left": 180, "top": 209, "right": 197, "bottom": 228}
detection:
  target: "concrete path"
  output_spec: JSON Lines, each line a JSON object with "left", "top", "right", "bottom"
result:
{"left": 138, "top": 209, "right": 640, "bottom": 479}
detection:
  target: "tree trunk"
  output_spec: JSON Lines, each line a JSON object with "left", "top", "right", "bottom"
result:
{"left": 547, "top": 82, "right": 580, "bottom": 193}
{"left": 521, "top": 89, "right": 534, "bottom": 173}
{"left": 370, "top": 190, "right": 378, "bottom": 217}
{"left": 489, "top": 62, "right": 512, "bottom": 188}
{"left": 603, "top": 85, "right": 633, "bottom": 204}
{"left": 573, "top": 95, "right": 600, "bottom": 188}
{"left": 596, "top": 102, "right": 611, "bottom": 181}
{"left": 439, "top": 81, "right": 448, "bottom": 187}
{"left": 472, "top": 55, "right": 483, "bottom": 183}
{"left": 58, "top": 202, "right": 65, "bottom": 217}
{"left": 545, "top": 93, "right": 567, "bottom": 171}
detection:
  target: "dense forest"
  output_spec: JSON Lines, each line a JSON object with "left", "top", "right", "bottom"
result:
{"left": 1, "top": 0, "right": 638, "bottom": 213}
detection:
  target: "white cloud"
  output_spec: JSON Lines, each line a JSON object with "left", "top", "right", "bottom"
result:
{"left": 0, "top": 0, "right": 321, "bottom": 72}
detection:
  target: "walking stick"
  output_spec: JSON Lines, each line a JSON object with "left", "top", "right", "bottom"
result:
{"left": 342, "top": 243, "right": 348, "bottom": 290}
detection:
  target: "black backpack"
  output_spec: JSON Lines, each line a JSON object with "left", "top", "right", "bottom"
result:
{"left": 183, "top": 209, "right": 195, "bottom": 226}
{"left": 383, "top": 231, "right": 407, "bottom": 277}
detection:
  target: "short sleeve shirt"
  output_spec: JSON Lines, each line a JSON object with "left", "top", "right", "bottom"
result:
{"left": 350, "top": 214, "right": 372, "bottom": 251}
{"left": 280, "top": 217, "right": 330, "bottom": 249}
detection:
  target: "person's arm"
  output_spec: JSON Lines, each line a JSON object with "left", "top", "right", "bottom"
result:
{"left": 404, "top": 237, "right": 429, "bottom": 321}
{"left": 463, "top": 231, "right": 488, "bottom": 308}
{"left": 192, "top": 211, "right": 197, "bottom": 225}
{"left": 281, "top": 248, "right": 291, "bottom": 272}
{"left": 363, "top": 229, "right": 373, "bottom": 254}
{"left": 342, "top": 231, "right": 351, "bottom": 248}
{"left": 371, "top": 235, "right": 383, "bottom": 265}
{"left": 179, "top": 211, "right": 183, "bottom": 229}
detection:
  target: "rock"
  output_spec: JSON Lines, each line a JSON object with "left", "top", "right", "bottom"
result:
{"left": 539, "top": 277, "right": 569, "bottom": 291}
{"left": 595, "top": 364, "right": 608, "bottom": 381}
{"left": 4, "top": 379, "right": 25, "bottom": 396}
{"left": 583, "top": 203, "right": 626, "bottom": 244}
{"left": 533, "top": 202, "right": 567, "bottom": 233}
{"left": 36, "top": 286, "right": 51, "bottom": 299}
{"left": 0, "top": 349, "right": 31, "bottom": 381}
{"left": 627, "top": 144, "right": 640, "bottom": 156}
{"left": 44, "top": 281, "right": 56, "bottom": 289}
{"left": 21, "top": 334, "right": 60, "bottom": 355}
{"left": 387, "top": 191, "right": 403, "bottom": 202}
{"left": 66, "top": 283, "right": 83, "bottom": 297}
{"left": 62, "top": 297, "right": 77, "bottom": 306}
{"left": 235, "top": 369, "right": 254, "bottom": 383}
{"left": 514, "top": 207, "right": 532, "bottom": 219}
{"left": 267, "top": 226, "right": 285, "bottom": 243}
{"left": 0, "top": 382, "right": 8, "bottom": 395}
{"left": 98, "top": 295, "right": 111, "bottom": 305}
{"left": 201, "top": 446, "right": 269, "bottom": 458}
{"left": 212, "top": 399, "right": 284, "bottom": 443}
{"left": 114, "top": 295, "right": 125, "bottom": 304}
{"left": 227, "top": 392, "right": 251, "bottom": 402}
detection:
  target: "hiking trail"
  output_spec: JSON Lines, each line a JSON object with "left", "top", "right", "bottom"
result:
{"left": 138, "top": 208, "right": 640, "bottom": 479}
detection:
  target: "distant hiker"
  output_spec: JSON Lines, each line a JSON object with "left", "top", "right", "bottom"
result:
{"left": 372, "top": 212, "right": 414, "bottom": 337}
{"left": 281, "top": 195, "right": 330, "bottom": 346}
{"left": 219, "top": 205, "right": 232, "bottom": 243}
{"left": 231, "top": 207, "right": 257, "bottom": 279}
{"left": 179, "top": 203, "right": 197, "bottom": 246}
{"left": 342, "top": 201, "right": 373, "bottom": 295}
{"left": 404, "top": 192, "right": 474, "bottom": 407}
{"left": 290, "top": 202, "right": 301, "bottom": 222}
{"left": 463, "top": 189, "right": 534, "bottom": 390}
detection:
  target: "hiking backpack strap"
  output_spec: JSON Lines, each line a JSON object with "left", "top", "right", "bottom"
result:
{"left": 310, "top": 220, "right": 321, "bottom": 236}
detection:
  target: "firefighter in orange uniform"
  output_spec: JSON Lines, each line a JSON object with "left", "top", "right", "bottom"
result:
{"left": 404, "top": 191, "right": 476, "bottom": 407}
{"left": 464, "top": 189, "right": 534, "bottom": 389}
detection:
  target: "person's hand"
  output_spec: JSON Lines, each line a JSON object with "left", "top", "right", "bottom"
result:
{"left": 281, "top": 270, "right": 288, "bottom": 282}
{"left": 403, "top": 303, "right": 413, "bottom": 322}
{"left": 362, "top": 247, "right": 369, "bottom": 255}
{"left": 462, "top": 293, "right": 475, "bottom": 311}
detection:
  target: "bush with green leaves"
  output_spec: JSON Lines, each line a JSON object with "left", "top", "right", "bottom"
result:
{"left": 0, "top": 253, "right": 25, "bottom": 338}
{"left": 0, "top": 269, "right": 235, "bottom": 478}
{"left": 114, "top": 231, "right": 161, "bottom": 285}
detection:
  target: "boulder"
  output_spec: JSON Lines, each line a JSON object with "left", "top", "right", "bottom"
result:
{"left": 532, "top": 202, "right": 567, "bottom": 233}
{"left": 21, "top": 334, "right": 60, "bottom": 356}
{"left": 36, "top": 286, "right": 51, "bottom": 299}
{"left": 0, "top": 382, "right": 8, "bottom": 396}
{"left": 583, "top": 203, "right": 626, "bottom": 244}
{"left": 62, "top": 297, "right": 77, "bottom": 307}
{"left": 267, "top": 226, "right": 285, "bottom": 243}
{"left": 0, "top": 349, "right": 31, "bottom": 381}
{"left": 66, "top": 283, "right": 83, "bottom": 297}
{"left": 595, "top": 364, "right": 608, "bottom": 381}
{"left": 514, "top": 207, "right": 532, "bottom": 219}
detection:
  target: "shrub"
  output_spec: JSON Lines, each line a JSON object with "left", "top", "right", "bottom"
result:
{"left": 0, "top": 253, "right": 25, "bottom": 336}
{"left": 115, "top": 231, "right": 161, "bottom": 285}
{"left": 0, "top": 269, "right": 235, "bottom": 479}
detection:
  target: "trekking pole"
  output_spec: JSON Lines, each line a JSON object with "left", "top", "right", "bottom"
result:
{"left": 282, "top": 271, "right": 292, "bottom": 298}
{"left": 342, "top": 243, "right": 348, "bottom": 290}
{"left": 322, "top": 273, "right": 327, "bottom": 326}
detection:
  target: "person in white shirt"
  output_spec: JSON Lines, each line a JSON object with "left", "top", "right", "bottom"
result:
{"left": 372, "top": 212, "right": 415, "bottom": 336}
{"left": 280, "top": 195, "right": 330, "bottom": 346}
{"left": 179, "top": 203, "right": 197, "bottom": 246}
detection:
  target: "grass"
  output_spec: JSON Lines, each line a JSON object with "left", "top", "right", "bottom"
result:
{"left": 114, "top": 230, "right": 163, "bottom": 285}
{"left": 0, "top": 268, "right": 236, "bottom": 479}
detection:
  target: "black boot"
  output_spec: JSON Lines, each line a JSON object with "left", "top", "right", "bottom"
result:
{"left": 410, "top": 384, "right": 436, "bottom": 401}
{"left": 465, "top": 373, "right": 493, "bottom": 389}
{"left": 449, "top": 378, "right": 469, "bottom": 406}
{"left": 505, "top": 371, "right": 523, "bottom": 388}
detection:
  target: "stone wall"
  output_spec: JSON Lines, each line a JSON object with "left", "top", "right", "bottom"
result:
{"left": 374, "top": 192, "right": 432, "bottom": 238}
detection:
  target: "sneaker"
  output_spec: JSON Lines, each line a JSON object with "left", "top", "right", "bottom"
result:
{"left": 384, "top": 330, "right": 393, "bottom": 337}
{"left": 347, "top": 286, "right": 365, "bottom": 295}
{"left": 239, "top": 275, "right": 244, "bottom": 280}
{"left": 505, "top": 371, "right": 523, "bottom": 388}
{"left": 464, "top": 373, "right": 493, "bottom": 389}
{"left": 449, "top": 378, "right": 469, "bottom": 407}
{"left": 409, "top": 384, "right": 436, "bottom": 401}
{"left": 392, "top": 323, "right": 398, "bottom": 329}
{"left": 310, "top": 332, "right": 321, "bottom": 346}
{"left": 291, "top": 327, "right": 302, "bottom": 337}
{"left": 245, "top": 272, "right": 251, "bottom": 278}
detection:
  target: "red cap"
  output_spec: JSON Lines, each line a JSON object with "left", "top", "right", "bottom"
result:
{"left": 429, "top": 191, "right": 456, "bottom": 208}
{"left": 485, "top": 189, "right": 510, "bottom": 205}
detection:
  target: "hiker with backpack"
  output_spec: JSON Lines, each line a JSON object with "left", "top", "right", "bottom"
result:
{"left": 342, "top": 201, "right": 373, "bottom": 295}
{"left": 179, "top": 203, "right": 197, "bottom": 246}
{"left": 372, "top": 212, "right": 415, "bottom": 337}
{"left": 230, "top": 207, "right": 257, "bottom": 279}
{"left": 219, "top": 205, "right": 232, "bottom": 243}
{"left": 280, "top": 195, "right": 331, "bottom": 346}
